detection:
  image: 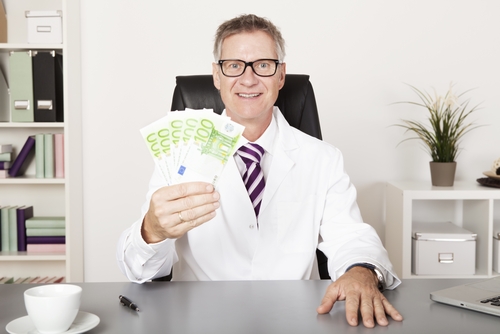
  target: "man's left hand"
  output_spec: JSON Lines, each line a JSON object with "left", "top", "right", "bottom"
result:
{"left": 316, "top": 266, "right": 403, "bottom": 327}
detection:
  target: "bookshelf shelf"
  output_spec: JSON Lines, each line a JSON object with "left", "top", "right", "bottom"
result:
{"left": 385, "top": 181, "right": 500, "bottom": 279}
{"left": 0, "top": 177, "right": 65, "bottom": 184}
{"left": 0, "top": 0, "right": 82, "bottom": 282}
{"left": 0, "top": 43, "right": 64, "bottom": 51}
{"left": 0, "top": 252, "right": 65, "bottom": 261}
{"left": 0, "top": 122, "right": 65, "bottom": 128}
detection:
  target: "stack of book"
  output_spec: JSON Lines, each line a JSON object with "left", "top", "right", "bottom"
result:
{"left": 0, "top": 206, "right": 34, "bottom": 252}
{"left": 26, "top": 216, "right": 66, "bottom": 253}
{"left": 0, "top": 276, "right": 65, "bottom": 284}
{"left": 0, "top": 144, "right": 12, "bottom": 178}
{"left": 0, "top": 133, "right": 64, "bottom": 178}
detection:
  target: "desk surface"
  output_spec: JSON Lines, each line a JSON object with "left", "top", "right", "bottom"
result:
{"left": 1, "top": 279, "right": 499, "bottom": 333}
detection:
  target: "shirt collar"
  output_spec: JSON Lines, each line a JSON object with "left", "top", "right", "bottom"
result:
{"left": 221, "top": 107, "right": 278, "bottom": 156}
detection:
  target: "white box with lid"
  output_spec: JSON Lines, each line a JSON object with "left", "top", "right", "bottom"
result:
{"left": 494, "top": 232, "right": 500, "bottom": 273}
{"left": 26, "top": 10, "right": 62, "bottom": 44}
{"left": 412, "top": 222, "right": 476, "bottom": 275}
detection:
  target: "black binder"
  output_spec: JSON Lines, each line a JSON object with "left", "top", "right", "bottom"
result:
{"left": 32, "top": 51, "right": 64, "bottom": 122}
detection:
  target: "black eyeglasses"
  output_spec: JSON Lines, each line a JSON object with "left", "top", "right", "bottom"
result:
{"left": 218, "top": 59, "right": 281, "bottom": 77}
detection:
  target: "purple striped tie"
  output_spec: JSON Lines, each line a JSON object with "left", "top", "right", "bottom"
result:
{"left": 237, "top": 143, "right": 265, "bottom": 217}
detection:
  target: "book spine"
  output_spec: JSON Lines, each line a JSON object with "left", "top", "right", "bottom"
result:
{"left": 0, "top": 144, "right": 12, "bottom": 153}
{"left": 17, "top": 206, "right": 34, "bottom": 251}
{"left": 26, "top": 236, "right": 66, "bottom": 244}
{"left": 27, "top": 243, "right": 66, "bottom": 253}
{"left": 1, "top": 207, "right": 10, "bottom": 251}
{"left": 0, "top": 152, "right": 11, "bottom": 162}
{"left": 54, "top": 133, "right": 64, "bottom": 178}
{"left": 0, "top": 161, "right": 11, "bottom": 169}
{"left": 25, "top": 216, "right": 65, "bottom": 229}
{"left": 26, "top": 228, "right": 65, "bottom": 237}
{"left": 8, "top": 206, "right": 18, "bottom": 251}
{"left": 8, "top": 136, "right": 36, "bottom": 177}
{"left": 35, "top": 133, "right": 45, "bottom": 178}
{"left": 44, "top": 133, "right": 54, "bottom": 178}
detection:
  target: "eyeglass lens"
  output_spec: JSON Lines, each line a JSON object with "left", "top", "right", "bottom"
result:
{"left": 220, "top": 59, "right": 278, "bottom": 77}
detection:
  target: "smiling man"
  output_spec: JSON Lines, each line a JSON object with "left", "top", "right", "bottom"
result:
{"left": 117, "top": 14, "right": 403, "bottom": 328}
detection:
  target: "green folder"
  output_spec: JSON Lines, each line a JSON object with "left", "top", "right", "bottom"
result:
{"left": 9, "top": 51, "right": 34, "bottom": 122}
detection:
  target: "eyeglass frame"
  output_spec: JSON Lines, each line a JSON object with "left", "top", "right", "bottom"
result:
{"left": 217, "top": 59, "right": 282, "bottom": 77}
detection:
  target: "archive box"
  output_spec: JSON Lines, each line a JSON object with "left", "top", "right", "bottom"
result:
{"left": 412, "top": 222, "right": 476, "bottom": 275}
{"left": 25, "top": 10, "right": 62, "bottom": 44}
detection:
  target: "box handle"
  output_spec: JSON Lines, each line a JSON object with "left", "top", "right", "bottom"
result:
{"left": 37, "top": 100, "right": 53, "bottom": 110}
{"left": 14, "top": 100, "right": 30, "bottom": 110}
{"left": 37, "top": 26, "right": 52, "bottom": 33}
{"left": 438, "top": 253, "right": 454, "bottom": 264}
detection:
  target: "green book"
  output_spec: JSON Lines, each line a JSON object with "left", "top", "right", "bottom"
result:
{"left": 44, "top": 133, "right": 54, "bottom": 178}
{"left": 0, "top": 152, "right": 11, "bottom": 162}
{"left": 8, "top": 206, "right": 19, "bottom": 251}
{"left": 26, "top": 228, "right": 65, "bottom": 237}
{"left": 26, "top": 216, "right": 65, "bottom": 229}
{"left": 1, "top": 206, "right": 10, "bottom": 251}
{"left": 35, "top": 133, "right": 45, "bottom": 178}
{"left": 9, "top": 51, "right": 34, "bottom": 122}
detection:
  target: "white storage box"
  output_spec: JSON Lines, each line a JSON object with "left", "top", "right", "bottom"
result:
{"left": 25, "top": 10, "right": 62, "bottom": 44}
{"left": 494, "top": 232, "right": 500, "bottom": 273}
{"left": 412, "top": 222, "right": 476, "bottom": 275}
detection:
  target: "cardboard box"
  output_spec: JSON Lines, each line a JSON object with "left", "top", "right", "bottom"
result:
{"left": 494, "top": 232, "right": 500, "bottom": 273}
{"left": 412, "top": 222, "right": 476, "bottom": 275}
{"left": 0, "top": 0, "right": 7, "bottom": 43}
{"left": 25, "top": 10, "right": 62, "bottom": 44}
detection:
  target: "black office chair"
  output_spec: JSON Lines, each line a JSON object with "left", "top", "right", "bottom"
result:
{"left": 155, "top": 74, "right": 329, "bottom": 281}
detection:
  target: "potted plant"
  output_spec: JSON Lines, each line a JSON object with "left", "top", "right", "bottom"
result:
{"left": 394, "top": 84, "right": 480, "bottom": 186}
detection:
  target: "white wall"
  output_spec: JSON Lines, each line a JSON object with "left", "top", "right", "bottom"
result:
{"left": 80, "top": 0, "right": 500, "bottom": 282}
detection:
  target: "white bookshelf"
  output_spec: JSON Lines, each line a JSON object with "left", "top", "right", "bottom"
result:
{"left": 385, "top": 181, "right": 500, "bottom": 279}
{"left": 0, "top": 0, "right": 83, "bottom": 282}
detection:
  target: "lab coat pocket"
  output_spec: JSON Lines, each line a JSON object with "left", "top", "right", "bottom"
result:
{"left": 277, "top": 197, "right": 317, "bottom": 254}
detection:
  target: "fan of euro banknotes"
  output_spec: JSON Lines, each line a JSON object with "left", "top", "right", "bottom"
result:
{"left": 140, "top": 109, "right": 246, "bottom": 186}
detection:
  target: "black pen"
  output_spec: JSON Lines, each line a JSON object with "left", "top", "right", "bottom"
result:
{"left": 119, "top": 295, "right": 140, "bottom": 312}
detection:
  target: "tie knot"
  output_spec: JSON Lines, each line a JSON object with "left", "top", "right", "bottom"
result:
{"left": 237, "top": 143, "right": 264, "bottom": 165}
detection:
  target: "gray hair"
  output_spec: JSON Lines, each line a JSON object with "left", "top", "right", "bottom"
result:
{"left": 213, "top": 14, "right": 286, "bottom": 62}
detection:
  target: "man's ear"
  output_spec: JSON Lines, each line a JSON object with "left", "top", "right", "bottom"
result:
{"left": 212, "top": 63, "right": 221, "bottom": 90}
{"left": 278, "top": 62, "right": 286, "bottom": 90}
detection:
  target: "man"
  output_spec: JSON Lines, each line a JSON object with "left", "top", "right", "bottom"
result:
{"left": 117, "top": 14, "right": 403, "bottom": 328}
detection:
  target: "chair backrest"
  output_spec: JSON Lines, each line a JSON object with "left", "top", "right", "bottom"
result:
{"left": 167, "top": 74, "right": 330, "bottom": 280}
{"left": 171, "top": 74, "right": 323, "bottom": 140}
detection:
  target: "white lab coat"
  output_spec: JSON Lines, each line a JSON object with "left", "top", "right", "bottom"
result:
{"left": 117, "top": 108, "right": 400, "bottom": 289}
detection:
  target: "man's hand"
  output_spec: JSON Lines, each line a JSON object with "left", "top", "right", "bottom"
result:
{"left": 316, "top": 266, "right": 403, "bottom": 327}
{"left": 141, "top": 182, "right": 220, "bottom": 243}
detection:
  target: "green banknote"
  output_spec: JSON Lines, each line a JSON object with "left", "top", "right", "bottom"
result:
{"left": 141, "top": 109, "right": 245, "bottom": 186}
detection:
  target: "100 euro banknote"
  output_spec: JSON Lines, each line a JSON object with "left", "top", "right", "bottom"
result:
{"left": 140, "top": 109, "right": 245, "bottom": 186}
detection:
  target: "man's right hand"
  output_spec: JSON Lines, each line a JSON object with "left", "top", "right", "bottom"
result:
{"left": 141, "top": 182, "right": 220, "bottom": 243}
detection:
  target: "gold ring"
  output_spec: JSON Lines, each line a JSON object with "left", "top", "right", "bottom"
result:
{"left": 178, "top": 211, "right": 186, "bottom": 223}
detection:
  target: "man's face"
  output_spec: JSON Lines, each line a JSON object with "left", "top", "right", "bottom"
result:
{"left": 213, "top": 30, "right": 286, "bottom": 127}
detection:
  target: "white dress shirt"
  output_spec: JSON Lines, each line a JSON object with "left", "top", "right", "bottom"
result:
{"left": 117, "top": 107, "right": 401, "bottom": 289}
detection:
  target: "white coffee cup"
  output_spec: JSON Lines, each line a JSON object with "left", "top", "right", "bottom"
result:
{"left": 24, "top": 284, "right": 82, "bottom": 334}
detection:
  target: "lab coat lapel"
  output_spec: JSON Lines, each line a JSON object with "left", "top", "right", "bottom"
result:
{"left": 259, "top": 112, "right": 298, "bottom": 215}
{"left": 218, "top": 155, "right": 256, "bottom": 223}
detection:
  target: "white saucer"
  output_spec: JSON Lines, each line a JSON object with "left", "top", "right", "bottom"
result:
{"left": 483, "top": 171, "right": 500, "bottom": 180}
{"left": 6, "top": 311, "right": 100, "bottom": 334}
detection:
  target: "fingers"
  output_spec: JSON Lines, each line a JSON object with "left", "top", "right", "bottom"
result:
{"left": 381, "top": 298, "right": 403, "bottom": 322}
{"left": 319, "top": 268, "right": 403, "bottom": 328}
{"left": 316, "top": 288, "right": 339, "bottom": 314}
{"left": 143, "top": 182, "right": 220, "bottom": 242}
